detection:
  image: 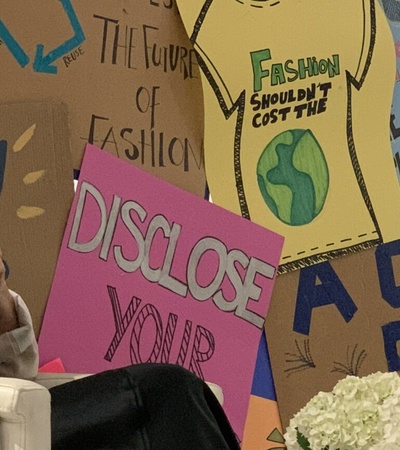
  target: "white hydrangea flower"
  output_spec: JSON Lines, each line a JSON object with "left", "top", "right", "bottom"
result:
{"left": 284, "top": 371, "right": 400, "bottom": 450}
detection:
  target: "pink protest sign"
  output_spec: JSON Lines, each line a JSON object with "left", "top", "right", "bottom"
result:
{"left": 38, "top": 144, "right": 284, "bottom": 439}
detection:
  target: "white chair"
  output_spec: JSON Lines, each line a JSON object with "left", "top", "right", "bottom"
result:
{"left": 0, "top": 373, "right": 224, "bottom": 450}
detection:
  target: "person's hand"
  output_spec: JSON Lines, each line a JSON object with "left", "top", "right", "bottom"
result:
{"left": 0, "top": 249, "right": 19, "bottom": 334}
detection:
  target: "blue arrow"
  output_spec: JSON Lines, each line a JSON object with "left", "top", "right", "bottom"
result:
{"left": 33, "top": 0, "right": 85, "bottom": 74}
{"left": 0, "top": 21, "right": 30, "bottom": 67}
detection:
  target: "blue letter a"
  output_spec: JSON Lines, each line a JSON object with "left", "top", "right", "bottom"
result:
{"left": 293, "top": 261, "right": 358, "bottom": 335}
{"left": 382, "top": 321, "right": 400, "bottom": 371}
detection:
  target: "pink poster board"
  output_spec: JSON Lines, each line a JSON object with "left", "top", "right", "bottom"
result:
{"left": 38, "top": 144, "right": 284, "bottom": 439}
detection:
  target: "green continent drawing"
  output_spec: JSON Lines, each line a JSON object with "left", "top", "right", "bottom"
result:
{"left": 257, "top": 129, "right": 329, "bottom": 226}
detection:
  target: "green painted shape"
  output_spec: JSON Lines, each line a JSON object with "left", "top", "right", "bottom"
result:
{"left": 257, "top": 129, "right": 329, "bottom": 226}
{"left": 292, "top": 130, "right": 329, "bottom": 215}
{"left": 257, "top": 131, "right": 294, "bottom": 224}
{"left": 268, "top": 132, "right": 315, "bottom": 225}
{"left": 267, "top": 428, "right": 285, "bottom": 444}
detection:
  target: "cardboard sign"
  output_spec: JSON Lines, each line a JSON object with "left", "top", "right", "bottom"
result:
{"left": 0, "top": 101, "right": 74, "bottom": 336}
{"left": 38, "top": 144, "right": 284, "bottom": 440}
{"left": 380, "top": 0, "right": 400, "bottom": 179}
{"left": 176, "top": 0, "right": 400, "bottom": 272}
{"left": 0, "top": 0, "right": 206, "bottom": 196}
{"left": 265, "top": 240, "right": 400, "bottom": 429}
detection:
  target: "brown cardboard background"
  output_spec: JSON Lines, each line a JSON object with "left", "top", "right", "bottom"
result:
{"left": 0, "top": 101, "right": 74, "bottom": 336}
{"left": 265, "top": 243, "right": 400, "bottom": 430}
{"left": 0, "top": 0, "right": 205, "bottom": 196}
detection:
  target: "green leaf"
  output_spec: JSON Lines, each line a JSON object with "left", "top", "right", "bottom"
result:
{"left": 296, "top": 428, "right": 312, "bottom": 450}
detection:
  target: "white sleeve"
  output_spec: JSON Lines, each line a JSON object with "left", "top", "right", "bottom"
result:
{"left": 0, "top": 290, "right": 39, "bottom": 379}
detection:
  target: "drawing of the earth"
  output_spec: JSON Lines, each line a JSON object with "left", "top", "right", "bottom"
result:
{"left": 256, "top": 129, "right": 329, "bottom": 226}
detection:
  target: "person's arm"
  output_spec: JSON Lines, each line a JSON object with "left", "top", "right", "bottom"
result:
{"left": 0, "top": 280, "right": 19, "bottom": 333}
{"left": 0, "top": 252, "right": 39, "bottom": 379}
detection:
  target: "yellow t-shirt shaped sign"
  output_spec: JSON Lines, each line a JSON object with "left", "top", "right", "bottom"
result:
{"left": 177, "top": 0, "right": 400, "bottom": 273}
